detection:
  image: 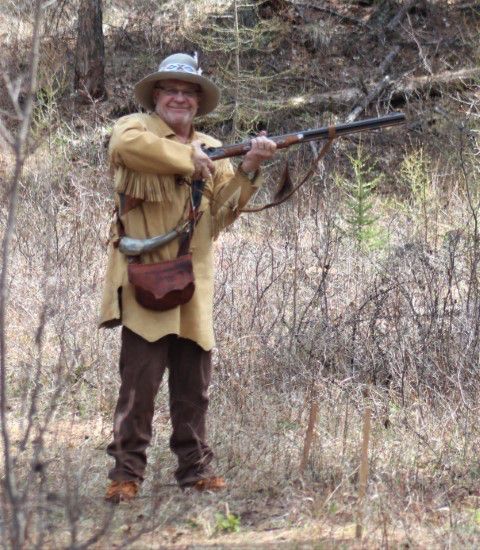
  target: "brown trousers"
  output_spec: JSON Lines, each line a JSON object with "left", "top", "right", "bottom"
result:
{"left": 107, "top": 327, "right": 214, "bottom": 486}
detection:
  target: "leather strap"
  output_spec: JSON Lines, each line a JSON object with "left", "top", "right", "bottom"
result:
{"left": 177, "top": 179, "right": 205, "bottom": 257}
{"left": 240, "top": 133, "right": 336, "bottom": 213}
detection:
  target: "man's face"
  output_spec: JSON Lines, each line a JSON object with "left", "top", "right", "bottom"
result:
{"left": 153, "top": 79, "right": 200, "bottom": 132}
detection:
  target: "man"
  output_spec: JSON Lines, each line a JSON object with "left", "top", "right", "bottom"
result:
{"left": 100, "top": 53, "right": 277, "bottom": 503}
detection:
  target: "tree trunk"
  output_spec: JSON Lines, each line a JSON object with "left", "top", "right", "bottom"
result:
{"left": 74, "top": 0, "right": 106, "bottom": 101}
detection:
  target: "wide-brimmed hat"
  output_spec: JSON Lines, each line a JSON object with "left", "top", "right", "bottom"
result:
{"left": 134, "top": 53, "right": 220, "bottom": 116}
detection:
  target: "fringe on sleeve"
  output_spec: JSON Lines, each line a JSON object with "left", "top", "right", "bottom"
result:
{"left": 211, "top": 191, "right": 241, "bottom": 240}
{"left": 113, "top": 166, "right": 177, "bottom": 202}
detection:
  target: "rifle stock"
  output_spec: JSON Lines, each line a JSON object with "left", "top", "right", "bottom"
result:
{"left": 203, "top": 112, "right": 405, "bottom": 160}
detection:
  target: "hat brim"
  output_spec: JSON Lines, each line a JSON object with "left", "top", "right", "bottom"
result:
{"left": 134, "top": 72, "right": 220, "bottom": 116}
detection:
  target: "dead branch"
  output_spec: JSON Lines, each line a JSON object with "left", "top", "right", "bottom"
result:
{"left": 346, "top": 45, "right": 400, "bottom": 122}
{"left": 395, "top": 67, "right": 480, "bottom": 95}
{"left": 386, "top": 0, "right": 418, "bottom": 32}
{"left": 347, "top": 76, "right": 392, "bottom": 122}
{"left": 378, "top": 44, "right": 402, "bottom": 75}
{"left": 289, "top": 86, "right": 362, "bottom": 110}
{"left": 0, "top": 1, "right": 47, "bottom": 547}
{"left": 280, "top": 67, "right": 480, "bottom": 113}
{"left": 454, "top": 2, "right": 480, "bottom": 11}
{"left": 294, "top": 1, "right": 369, "bottom": 28}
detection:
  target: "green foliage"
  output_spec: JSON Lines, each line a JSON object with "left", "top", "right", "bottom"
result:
{"left": 400, "top": 148, "right": 438, "bottom": 243}
{"left": 181, "top": 2, "right": 287, "bottom": 55}
{"left": 215, "top": 511, "right": 241, "bottom": 534}
{"left": 31, "top": 73, "right": 67, "bottom": 139}
{"left": 186, "top": 518, "right": 201, "bottom": 530}
{"left": 327, "top": 501, "right": 339, "bottom": 515}
{"left": 338, "top": 147, "right": 387, "bottom": 251}
{"left": 401, "top": 148, "right": 432, "bottom": 206}
{"left": 180, "top": 0, "right": 290, "bottom": 136}
{"left": 276, "top": 419, "right": 300, "bottom": 432}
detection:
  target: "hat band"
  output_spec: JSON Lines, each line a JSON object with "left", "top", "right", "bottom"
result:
{"left": 159, "top": 63, "right": 199, "bottom": 74}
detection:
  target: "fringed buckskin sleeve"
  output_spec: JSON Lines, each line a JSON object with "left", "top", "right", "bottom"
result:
{"left": 206, "top": 155, "right": 262, "bottom": 239}
{"left": 109, "top": 114, "right": 195, "bottom": 175}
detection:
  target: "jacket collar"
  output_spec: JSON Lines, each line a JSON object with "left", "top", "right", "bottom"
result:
{"left": 151, "top": 113, "right": 196, "bottom": 141}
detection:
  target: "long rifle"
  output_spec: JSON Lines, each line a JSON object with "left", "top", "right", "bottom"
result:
{"left": 202, "top": 112, "right": 405, "bottom": 160}
{"left": 119, "top": 112, "right": 405, "bottom": 256}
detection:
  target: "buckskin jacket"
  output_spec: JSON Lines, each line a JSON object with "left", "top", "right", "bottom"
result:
{"left": 99, "top": 113, "right": 261, "bottom": 351}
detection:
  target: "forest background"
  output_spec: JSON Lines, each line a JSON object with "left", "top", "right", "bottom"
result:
{"left": 1, "top": 0, "right": 480, "bottom": 547}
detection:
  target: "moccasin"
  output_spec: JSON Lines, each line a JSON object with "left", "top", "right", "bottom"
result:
{"left": 104, "top": 480, "right": 139, "bottom": 504}
{"left": 192, "top": 476, "right": 226, "bottom": 492}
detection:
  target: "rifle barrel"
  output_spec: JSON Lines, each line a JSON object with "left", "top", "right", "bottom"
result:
{"left": 299, "top": 112, "right": 405, "bottom": 143}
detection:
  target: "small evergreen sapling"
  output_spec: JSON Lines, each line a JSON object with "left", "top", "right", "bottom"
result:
{"left": 339, "top": 147, "right": 387, "bottom": 251}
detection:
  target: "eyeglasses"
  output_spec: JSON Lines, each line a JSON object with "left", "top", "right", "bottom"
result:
{"left": 155, "top": 86, "right": 200, "bottom": 99}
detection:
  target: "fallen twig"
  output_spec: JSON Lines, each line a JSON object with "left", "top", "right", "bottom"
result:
{"left": 276, "top": 66, "right": 480, "bottom": 113}
{"left": 294, "top": 1, "right": 369, "bottom": 28}
{"left": 386, "top": 0, "right": 418, "bottom": 32}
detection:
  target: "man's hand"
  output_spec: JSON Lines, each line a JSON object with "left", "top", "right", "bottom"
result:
{"left": 240, "top": 131, "right": 277, "bottom": 174}
{"left": 192, "top": 140, "right": 215, "bottom": 180}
